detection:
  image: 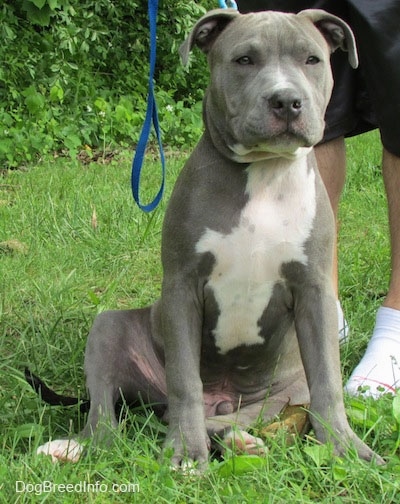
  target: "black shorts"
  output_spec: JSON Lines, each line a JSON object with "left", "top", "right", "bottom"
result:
{"left": 236, "top": 1, "right": 400, "bottom": 156}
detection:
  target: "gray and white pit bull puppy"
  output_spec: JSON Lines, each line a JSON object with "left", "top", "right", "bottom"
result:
{"left": 36, "top": 8, "right": 382, "bottom": 468}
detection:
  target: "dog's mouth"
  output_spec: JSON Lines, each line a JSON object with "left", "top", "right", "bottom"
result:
{"left": 268, "top": 127, "right": 311, "bottom": 146}
{"left": 230, "top": 126, "right": 314, "bottom": 162}
{"left": 231, "top": 114, "right": 320, "bottom": 155}
{"left": 230, "top": 141, "right": 313, "bottom": 163}
{"left": 265, "top": 118, "right": 315, "bottom": 142}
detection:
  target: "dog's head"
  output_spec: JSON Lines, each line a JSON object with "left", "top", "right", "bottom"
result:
{"left": 181, "top": 9, "right": 357, "bottom": 161}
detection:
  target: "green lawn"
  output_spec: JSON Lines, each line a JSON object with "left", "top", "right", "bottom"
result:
{"left": 1, "top": 131, "right": 400, "bottom": 502}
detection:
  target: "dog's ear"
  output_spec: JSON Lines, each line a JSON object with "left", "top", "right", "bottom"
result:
{"left": 179, "top": 8, "right": 240, "bottom": 65}
{"left": 298, "top": 9, "right": 358, "bottom": 68}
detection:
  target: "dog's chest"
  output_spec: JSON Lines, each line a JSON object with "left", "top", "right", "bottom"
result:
{"left": 196, "top": 157, "right": 316, "bottom": 354}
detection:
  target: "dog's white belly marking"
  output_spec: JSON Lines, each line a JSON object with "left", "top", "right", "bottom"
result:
{"left": 196, "top": 157, "right": 316, "bottom": 354}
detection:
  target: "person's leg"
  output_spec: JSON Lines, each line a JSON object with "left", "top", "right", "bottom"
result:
{"left": 314, "top": 137, "right": 349, "bottom": 342}
{"left": 382, "top": 149, "right": 400, "bottom": 310}
{"left": 345, "top": 148, "right": 400, "bottom": 396}
{"left": 314, "top": 137, "right": 346, "bottom": 296}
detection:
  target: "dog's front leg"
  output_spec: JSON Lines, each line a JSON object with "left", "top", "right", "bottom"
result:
{"left": 161, "top": 277, "right": 209, "bottom": 470}
{"left": 294, "top": 284, "right": 383, "bottom": 463}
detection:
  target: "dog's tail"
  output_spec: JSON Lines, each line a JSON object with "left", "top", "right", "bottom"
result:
{"left": 24, "top": 368, "right": 90, "bottom": 414}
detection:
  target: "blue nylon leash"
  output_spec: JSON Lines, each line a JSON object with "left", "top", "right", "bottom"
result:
{"left": 131, "top": 0, "right": 165, "bottom": 212}
{"left": 132, "top": 1, "right": 238, "bottom": 212}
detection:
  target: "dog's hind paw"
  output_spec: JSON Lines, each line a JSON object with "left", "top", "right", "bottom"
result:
{"left": 223, "top": 430, "right": 267, "bottom": 456}
{"left": 37, "top": 439, "right": 83, "bottom": 463}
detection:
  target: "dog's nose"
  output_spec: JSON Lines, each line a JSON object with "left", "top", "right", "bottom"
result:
{"left": 268, "top": 90, "right": 302, "bottom": 120}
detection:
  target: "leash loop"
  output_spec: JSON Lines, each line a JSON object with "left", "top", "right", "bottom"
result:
{"left": 131, "top": 0, "right": 165, "bottom": 213}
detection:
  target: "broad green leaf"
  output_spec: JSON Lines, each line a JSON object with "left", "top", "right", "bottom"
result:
{"left": 14, "top": 423, "right": 44, "bottom": 439}
{"left": 304, "top": 444, "right": 332, "bottom": 466}
{"left": 29, "top": 0, "right": 47, "bottom": 9}
{"left": 217, "top": 455, "right": 267, "bottom": 476}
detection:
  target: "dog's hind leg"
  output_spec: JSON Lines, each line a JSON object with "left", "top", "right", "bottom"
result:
{"left": 36, "top": 307, "right": 167, "bottom": 463}
{"left": 36, "top": 382, "right": 118, "bottom": 463}
{"left": 79, "top": 383, "right": 120, "bottom": 441}
{"left": 35, "top": 364, "right": 122, "bottom": 463}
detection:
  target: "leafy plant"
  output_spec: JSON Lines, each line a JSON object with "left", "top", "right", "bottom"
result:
{"left": 0, "top": 0, "right": 214, "bottom": 167}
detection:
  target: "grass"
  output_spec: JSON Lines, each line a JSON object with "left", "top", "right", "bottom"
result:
{"left": 1, "top": 131, "right": 400, "bottom": 502}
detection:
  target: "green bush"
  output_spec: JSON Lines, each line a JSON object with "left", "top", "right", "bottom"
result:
{"left": 0, "top": 0, "right": 215, "bottom": 167}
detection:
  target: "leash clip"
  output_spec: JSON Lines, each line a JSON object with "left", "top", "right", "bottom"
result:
{"left": 218, "top": 0, "right": 238, "bottom": 8}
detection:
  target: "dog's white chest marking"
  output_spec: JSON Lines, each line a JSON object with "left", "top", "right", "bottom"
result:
{"left": 196, "top": 157, "right": 316, "bottom": 354}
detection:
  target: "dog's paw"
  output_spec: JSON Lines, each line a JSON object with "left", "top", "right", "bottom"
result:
{"left": 170, "top": 458, "right": 204, "bottom": 476}
{"left": 334, "top": 431, "right": 385, "bottom": 466}
{"left": 223, "top": 430, "right": 267, "bottom": 456}
{"left": 168, "top": 446, "right": 209, "bottom": 474}
{"left": 37, "top": 439, "right": 83, "bottom": 463}
{"left": 164, "top": 437, "right": 210, "bottom": 474}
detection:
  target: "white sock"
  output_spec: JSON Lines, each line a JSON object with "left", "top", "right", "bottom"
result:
{"left": 337, "top": 300, "right": 349, "bottom": 344}
{"left": 345, "top": 306, "right": 400, "bottom": 398}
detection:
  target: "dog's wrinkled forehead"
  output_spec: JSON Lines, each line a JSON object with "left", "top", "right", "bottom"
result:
{"left": 179, "top": 8, "right": 358, "bottom": 69}
{"left": 210, "top": 12, "right": 326, "bottom": 61}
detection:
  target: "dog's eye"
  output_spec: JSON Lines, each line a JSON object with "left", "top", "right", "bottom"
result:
{"left": 236, "top": 56, "right": 253, "bottom": 65}
{"left": 306, "top": 55, "right": 320, "bottom": 65}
